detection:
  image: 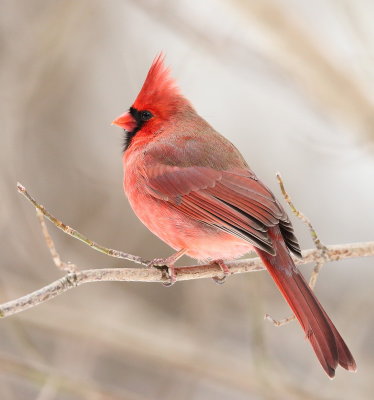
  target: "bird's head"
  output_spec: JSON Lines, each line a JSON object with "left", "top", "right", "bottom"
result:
{"left": 112, "top": 54, "right": 191, "bottom": 151}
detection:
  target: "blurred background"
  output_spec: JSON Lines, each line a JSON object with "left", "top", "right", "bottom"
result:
{"left": 1, "top": 0, "right": 374, "bottom": 399}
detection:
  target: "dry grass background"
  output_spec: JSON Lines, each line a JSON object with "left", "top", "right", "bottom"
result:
{"left": 1, "top": 0, "right": 374, "bottom": 399}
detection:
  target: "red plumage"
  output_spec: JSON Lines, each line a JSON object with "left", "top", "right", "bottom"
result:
{"left": 112, "top": 55, "right": 356, "bottom": 377}
{"left": 133, "top": 54, "right": 182, "bottom": 112}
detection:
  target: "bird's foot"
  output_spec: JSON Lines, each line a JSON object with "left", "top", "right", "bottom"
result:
{"left": 147, "top": 249, "right": 187, "bottom": 287}
{"left": 147, "top": 257, "right": 177, "bottom": 287}
{"left": 212, "top": 259, "right": 231, "bottom": 284}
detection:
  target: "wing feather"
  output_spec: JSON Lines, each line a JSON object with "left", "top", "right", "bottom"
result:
{"left": 143, "top": 164, "right": 301, "bottom": 256}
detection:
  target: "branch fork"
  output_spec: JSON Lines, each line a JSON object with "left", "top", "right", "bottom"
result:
{"left": 0, "top": 177, "right": 372, "bottom": 319}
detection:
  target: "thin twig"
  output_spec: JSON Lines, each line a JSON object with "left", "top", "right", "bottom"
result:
{"left": 3, "top": 181, "right": 371, "bottom": 320}
{"left": 17, "top": 183, "right": 149, "bottom": 266}
{"left": 0, "top": 241, "right": 373, "bottom": 318}
{"left": 276, "top": 173, "right": 327, "bottom": 252}
{"left": 309, "top": 260, "right": 324, "bottom": 291}
{"left": 265, "top": 260, "right": 327, "bottom": 326}
{"left": 36, "top": 209, "right": 77, "bottom": 273}
{"left": 264, "top": 313, "right": 296, "bottom": 327}
{"left": 265, "top": 173, "right": 329, "bottom": 327}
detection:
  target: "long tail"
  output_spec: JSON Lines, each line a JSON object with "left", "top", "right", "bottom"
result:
{"left": 256, "top": 227, "right": 356, "bottom": 378}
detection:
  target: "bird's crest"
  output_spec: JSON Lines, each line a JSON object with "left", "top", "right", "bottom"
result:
{"left": 133, "top": 54, "right": 185, "bottom": 113}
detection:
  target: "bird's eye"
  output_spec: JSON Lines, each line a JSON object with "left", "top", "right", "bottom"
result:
{"left": 140, "top": 110, "right": 153, "bottom": 121}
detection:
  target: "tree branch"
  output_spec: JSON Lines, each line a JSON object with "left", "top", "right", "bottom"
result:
{"left": 17, "top": 183, "right": 149, "bottom": 266}
{"left": 276, "top": 172, "right": 327, "bottom": 253}
{"left": 36, "top": 209, "right": 77, "bottom": 273}
{"left": 264, "top": 173, "right": 329, "bottom": 326}
{"left": 1, "top": 241, "right": 373, "bottom": 318}
{"left": 1, "top": 181, "right": 372, "bottom": 320}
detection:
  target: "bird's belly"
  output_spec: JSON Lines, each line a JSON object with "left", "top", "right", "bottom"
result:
{"left": 126, "top": 187, "right": 253, "bottom": 261}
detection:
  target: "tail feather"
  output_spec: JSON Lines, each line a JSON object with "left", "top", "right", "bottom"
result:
{"left": 319, "top": 306, "right": 357, "bottom": 372}
{"left": 257, "top": 227, "right": 356, "bottom": 378}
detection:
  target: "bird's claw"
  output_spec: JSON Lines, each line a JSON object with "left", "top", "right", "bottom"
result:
{"left": 212, "top": 259, "right": 231, "bottom": 285}
{"left": 147, "top": 258, "right": 176, "bottom": 286}
{"left": 212, "top": 275, "right": 227, "bottom": 285}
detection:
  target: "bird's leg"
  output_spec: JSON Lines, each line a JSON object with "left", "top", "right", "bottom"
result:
{"left": 147, "top": 249, "right": 187, "bottom": 287}
{"left": 211, "top": 259, "right": 231, "bottom": 284}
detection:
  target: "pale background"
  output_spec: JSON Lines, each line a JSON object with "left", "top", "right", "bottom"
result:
{"left": 1, "top": 1, "right": 374, "bottom": 399}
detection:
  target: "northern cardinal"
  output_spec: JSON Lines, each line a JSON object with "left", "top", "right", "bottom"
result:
{"left": 112, "top": 55, "right": 356, "bottom": 378}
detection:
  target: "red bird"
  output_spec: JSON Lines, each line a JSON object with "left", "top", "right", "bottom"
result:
{"left": 112, "top": 55, "right": 356, "bottom": 378}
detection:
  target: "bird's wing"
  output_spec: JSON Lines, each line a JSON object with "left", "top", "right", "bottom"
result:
{"left": 141, "top": 163, "right": 301, "bottom": 256}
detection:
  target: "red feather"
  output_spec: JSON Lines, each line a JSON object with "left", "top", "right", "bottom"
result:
{"left": 257, "top": 227, "right": 356, "bottom": 378}
{"left": 133, "top": 53, "right": 187, "bottom": 117}
{"left": 114, "top": 55, "right": 357, "bottom": 377}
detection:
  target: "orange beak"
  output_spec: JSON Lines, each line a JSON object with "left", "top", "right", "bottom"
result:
{"left": 111, "top": 111, "right": 137, "bottom": 131}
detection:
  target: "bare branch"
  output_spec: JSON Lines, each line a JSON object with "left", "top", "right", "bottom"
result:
{"left": 36, "top": 209, "right": 77, "bottom": 273}
{"left": 1, "top": 241, "right": 373, "bottom": 319}
{"left": 309, "top": 260, "right": 324, "bottom": 291}
{"left": 264, "top": 313, "right": 296, "bottom": 327}
{"left": 3, "top": 181, "right": 371, "bottom": 320}
{"left": 265, "top": 173, "right": 329, "bottom": 327}
{"left": 17, "top": 183, "right": 149, "bottom": 266}
{"left": 276, "top": 173, "right": 327, "bottom": 252}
